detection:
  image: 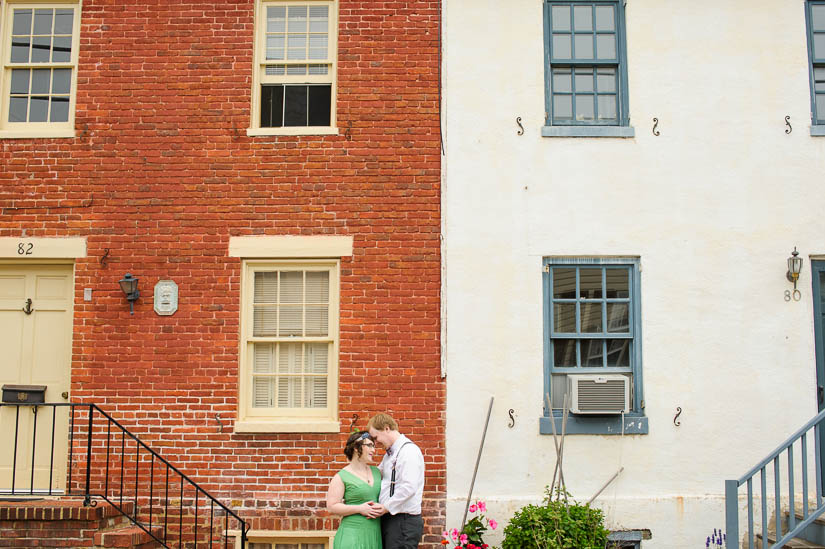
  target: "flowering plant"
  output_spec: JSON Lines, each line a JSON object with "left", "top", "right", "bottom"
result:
{"left": 442, "top": 500, "right": 498, "bottom": 549}
{"left": 705, "top": 528, "right": 725, "bottom": 547}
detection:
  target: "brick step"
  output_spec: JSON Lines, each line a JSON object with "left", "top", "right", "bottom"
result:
{"left": 94, "top": 524, "right": 163, "bottom": 548}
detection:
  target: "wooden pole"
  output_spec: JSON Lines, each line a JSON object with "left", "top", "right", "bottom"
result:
{"left": 461, "top": 396, "right": 494, "bottom": 530}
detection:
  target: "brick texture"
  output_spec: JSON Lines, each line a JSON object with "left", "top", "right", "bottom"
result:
{"left": 0, "top": 0, "right": 444, "bottom": 546}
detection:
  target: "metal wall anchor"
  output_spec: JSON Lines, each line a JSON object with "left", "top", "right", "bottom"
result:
{"left": 674, "top": 407, "right": 682, "bottom": 426}
{"left": 785, "top": 115, "right": 792, "bottom": 134}
{"left": 516, "top": 117, "right": 524, "bottom": 136}
{"left": 652, "top": 117, "right": 660, "bottom": 136}
{"left": 22, "top": 298, "right": 33, "bottom": 315}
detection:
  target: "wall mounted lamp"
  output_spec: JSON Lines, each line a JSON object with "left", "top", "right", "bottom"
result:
{"left": 787, "top": 247, "right": 803, "bottom": 301}
{"left": 118, "top": 273, "right": 140, "bottom": 314}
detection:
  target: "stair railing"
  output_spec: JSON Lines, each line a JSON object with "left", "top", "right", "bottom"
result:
{"left": 0, "top": 402, "right": 248, "bottom": 549}
{"left": 725, "top": 407, "right": 825, "bottom": 549}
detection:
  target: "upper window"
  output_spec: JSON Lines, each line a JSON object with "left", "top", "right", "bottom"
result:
{"left": 0, "top": 2, "right": 80, "bottom": 137}
{"left": 250, "top": 0, "right": 337, "bottom": 136}
{"left": 807, "top": 1, "right": 825, "bottom": 132}
{"left": 542, "top": 0, "right": 633, "bottom": 137}
{"left": 238, "top": 259, "right": 340, "bottom": 432}
{"left": 542, "top": 258, "right": 646, "bottom": 434}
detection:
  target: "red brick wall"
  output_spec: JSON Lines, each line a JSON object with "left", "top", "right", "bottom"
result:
{"left": 0, "top": 0, "right": 444, "bottom": 546}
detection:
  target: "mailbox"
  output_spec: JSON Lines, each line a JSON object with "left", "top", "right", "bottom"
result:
{"left": 2, "top": 385, "right": 47, "bottom": 404}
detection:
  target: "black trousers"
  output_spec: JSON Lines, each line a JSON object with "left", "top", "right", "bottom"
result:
{"left": 381, "top": 512, "right": 423, "bottom": 549}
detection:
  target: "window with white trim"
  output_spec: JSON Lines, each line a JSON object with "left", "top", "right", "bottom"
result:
{"left": 1, "top": 1, "right": 80, "bottom": 136}
{"left": 239, "top": 260, "right": 339, "bottom": 431}
{"left": 250, "top": 542, "right": 326, "bottom": 549}
{"left": 250, "top": 0, "right": 337, "bottom": 134}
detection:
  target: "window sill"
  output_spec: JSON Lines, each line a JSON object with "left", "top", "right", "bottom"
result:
{"left": 234, "top": 419, "right": 340, "bottom": 433}
{"left": 811, "top": 125, "right": 825, "bottom": 136}
{"left": 246, "top": 127, "right": 338, "bottom": 137}
{"left": 539, "top": 414, "right": 648, "bottom": 435}
{"left": 541, "top": 126, "right": 635, "bottom": 138}
{"left": 0, "top": 129, "right": 77, "bottom": 139}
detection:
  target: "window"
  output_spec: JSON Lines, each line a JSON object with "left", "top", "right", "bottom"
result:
{"left": 807, "top": 1, "right": 825, "bottom": 134}
{"left": 250, "top": 543, "right": 326, "bottom": 549}
{"left": 542, "top": 0, "right": 633, "bottom": 137}
{"left": 250, "top": 0, "right": 337, "bottom": 136}
{"left": 541, "top": 258, "right": 646, "bottom": 434}
{"left": 238, "top": 260, "right": 340, "bottom": 432}
{"left": 1, "top": 1, "right": 80, "bottom": 138}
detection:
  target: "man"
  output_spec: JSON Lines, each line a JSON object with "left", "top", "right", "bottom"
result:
{"left": 367, "top": 413, "right": 425, "bottom": 549}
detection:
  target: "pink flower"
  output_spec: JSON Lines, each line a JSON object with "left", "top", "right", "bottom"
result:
{"left": 459, "top": 534, "right": 468, "bottom": 545}
{"left": 450, "top": 528, "right": 459, "bottom": 541}
{"left": 442, "top": 531, "right": 450, "bottom": 541}
{"left": 476, "top": 501, "right": 487, "bottom": 513}
{"left": 488, "top": 519, "right": 498, "bottom": 530}
{"left": 468, "top": 504, "right": 477, "bottom": 513}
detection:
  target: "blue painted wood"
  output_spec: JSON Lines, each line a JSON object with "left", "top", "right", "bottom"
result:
{"left": 747, "top": 478, "right": 754, "bottom": 549}
{"left": 775, "top": 456, "right": 781, "bottom": 539}
{"left": 541, "top": 125, "right": 635, "bottom": 137}
{"left": 789, "top": 444, "right": 796, "bottom": 531}
{"left": 804, "top": 433, "right": 810, "bottom": 519}
{"left": 812, "top": 125, "right": 825, "bottom": 136}
{"left": 725, "top": 480, "right": 740, "bottom": 549}
{"left": 761, "top": 468, "right": 768, "bottom": 547}
{"left": 539, "top": 414, "right": 648, "bottom": 435}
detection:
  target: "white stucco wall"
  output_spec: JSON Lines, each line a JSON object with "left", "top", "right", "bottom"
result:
{"left": 443, "top": 0, "right": 825, "bottom": 546}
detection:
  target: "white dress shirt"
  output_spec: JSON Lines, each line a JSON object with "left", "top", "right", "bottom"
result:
{"left": 377, "top": 434, "right": 425, "bottom": 515}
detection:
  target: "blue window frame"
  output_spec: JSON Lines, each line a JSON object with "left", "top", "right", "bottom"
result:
{"left": 542, "top": 0, "right": 633, "bottom": 137}
{"left": 807, "top": 1, "right": 825, "bottom": 133}
{"left": 541, "top": 258, "right": 647, "bottom": 435}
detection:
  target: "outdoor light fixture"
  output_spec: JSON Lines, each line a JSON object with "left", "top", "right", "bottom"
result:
{"left": 786, "top": 247, "right": 803, "bottom": 301}
{"left": 118, "top": 273, "right": 140, "bottom": 314}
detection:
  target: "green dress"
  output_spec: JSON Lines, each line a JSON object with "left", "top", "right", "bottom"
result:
{"left": 333, "top": 467, "right": 382, "bottom": 549}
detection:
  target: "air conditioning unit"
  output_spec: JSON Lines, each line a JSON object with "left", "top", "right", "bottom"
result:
{"left": 567, "top": 375, "right": 630, "bottom": 414}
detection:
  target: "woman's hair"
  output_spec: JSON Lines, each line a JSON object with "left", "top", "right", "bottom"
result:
{"left": 344, "top": 430, "right": 373, "bottom": 460}
{"left": 366, "top": 413, "right": 398, "bottom": 432}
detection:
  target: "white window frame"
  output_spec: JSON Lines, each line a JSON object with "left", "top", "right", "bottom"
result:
{"left": 248, "top": 0, "right": 338, "bottom": 136}
{"left": 0, "top": 0, "right": 81, "bottom": 138}
{"left": 236, "top": 258, "right": 340, "bottom": 433}
{"left": 231, "top": 530, "right": 334, "bottom": 549}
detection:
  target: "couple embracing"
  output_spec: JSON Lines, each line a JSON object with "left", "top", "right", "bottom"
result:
{"left": 325, "top": 413, "right": 425, "bottom": 549}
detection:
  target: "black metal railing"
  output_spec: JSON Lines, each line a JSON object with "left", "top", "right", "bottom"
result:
{"left": 0, "top": 402, "right": 248, "bottom": 548}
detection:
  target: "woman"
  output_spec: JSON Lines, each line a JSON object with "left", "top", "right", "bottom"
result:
{"left": 325, "top": 431, "right": 384, "bottom": 549}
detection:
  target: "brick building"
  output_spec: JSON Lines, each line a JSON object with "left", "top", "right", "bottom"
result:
{"left": 0, "top": 0, "right": 443, "bottom": 547}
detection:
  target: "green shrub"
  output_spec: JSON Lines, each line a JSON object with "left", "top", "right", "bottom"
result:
{"left": 500, "top": 489, "right": 609, "bottom": 549}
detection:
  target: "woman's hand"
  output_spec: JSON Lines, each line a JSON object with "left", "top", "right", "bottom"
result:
{"left": 358, "top": 502, "right": 383, "bottom": 519}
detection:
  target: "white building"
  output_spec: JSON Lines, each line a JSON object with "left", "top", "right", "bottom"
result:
{"left": 442, "top": 0, "right": 825, "bottom": 546}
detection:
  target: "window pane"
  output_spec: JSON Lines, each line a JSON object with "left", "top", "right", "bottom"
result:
{"left": 32, "top": 36, "right": 51, "bottom": 63}
{"left": 50, "top": 96, "right": 70, "bottom": 122}
{"left": 816, "top": 34, "right": 825, "bottom": 60}
{"left": 595, "top": 5, "right": 615, "bottom": 31}
{"left": 581, "top": 302, "right": 603, "bottom": 332}
{"left": 552, "top": 34, "right": 571, "bottom": 58}
{"left": 596, "top": 67, "right": 616, "bottom": 92}
{"left": 279, "top": 305, "right": 302, "bottom": 335}
{"left": 267, "top": 6, "right": 287, "bottom": 31}
{"left": 606, "top": 340, "right": 630, "bottom": 367}
{"left": 10, "top": 70, "right": 30, "bottom": 95}
{"left": 605, "top": 269, "right": 629, "bottom": 297}
{"left": 597, "top": 94, "right": 617, "bottom": 120}
{"left": 253, "top": 306, "right": 278, "bottom": 336}
{"left": 552, "top": 68, "right": 572, "bottom": 93}
{"left": 261, "top": 85, "right": 284, "bottom": 127}
{"left": 574, "top": 34, "right": 593, "bottom": 59}
{"left": 288, "top": 5, "right": 308, "bottom": 32}
{"left": 553, "top": 95, "right": 573, "bottom": 120}
{"left": 308, "top": 34, "right": 328, "bottom": 59}
{"left": 279, "top": 343, "right": 302, "bottom": 373}
{"left": 33, "top": 9, "right": 53, "bottom": 35}
{"left": 553, "top": 339, "right": 577, "bottom": 367}
{"left": 309, "top": 5, "right": 329, "bottom": 31}
{"left": 250, "top": 542, "right": 273, "bottom": 549}
{"left": 280, "top": 271, "right": 302, "bottom": 303}
{"left": 306, "top": 343, "right": 328, "bottom": 374}
{"left": 12, "top": 9, "right": 33, "bottom": 35}
{"left": 817, "top": 94, "right": 825, "bottom": 120}
{"left": 52, "top": 36, "right": 72, "bottom": 62}
{"left": 596, "top": 34, "right": 616, "bottom": 59}
{"left": 52, "top": 68, "right": 71, "bottom": 94}
{"left": 553, "top": 268, "right": 576, "bottom": 298}
{"left": 579, "top": 268, "right": 602, "bottom": 298}
{"left": 9, "top": 97, "right": 28, "bottom": 122}
{"left": 582, "top": 339, "right": 604, "bottom": 367}
{"left": 306, "top": 305, "right": 329, "bottom": 336}
{"left": 552, "top": 5, "right": 571, "bottom": 31}
{"left": 31, "top": 69, "right": 50, "bottom": 94}
{"left": 287, "top": 33, "right": 308, "bottom": 60}
{"left": 266, "top": 35, "right": 286, "bottom": 60}
{"left": 254, "top": 271, "right": 278, "bottom": 302}
{"left": 307, "top": 85, "right": 331, "bottom": 126}
{"left": 813, "top": 5, "right": 825, "bottom": 31}
{"left": 304, "top": 376, "right": 327, "bottom": 407}
{"left": 30, "top": 96, "right": 49, "bottom": 122}
{"left": 284, "top": 85, "right": 309, "bottom": 125}
{"left": 11, "top": 36, "right": 31, "bottom": 63}
{"left": 576, "top": 94, "right": 595, "bottom": 120}
{"left": 54, "top": 9, "right": 74, "bottom": 34}
{"left": 554, "top": 303, "right": 576, "bottom": 332}
{"left": 574, "top": 69, "right": 594, "bottom": 93}
{"left": 606, "top": 303, "right": 629, "bottom": 333}
{"left": 573, "top": 5, "right": 592, "bottom": 31}
{"left": 815, "top": 68, "right": 825, "bottom": 92}
{"left": 253, "top": 344, "right": 275, "bottom": 373}
{"left": 253, "top": 377, "right": 274, "bottom": 407}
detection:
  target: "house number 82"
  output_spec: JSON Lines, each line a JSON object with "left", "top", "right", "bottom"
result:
{"left": 17, "top": 243, "right": 33, "bottom": 255}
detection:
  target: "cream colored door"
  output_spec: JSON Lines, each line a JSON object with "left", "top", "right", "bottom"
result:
{"left": 0, "top": 264, "right": 73, "bottom": 495}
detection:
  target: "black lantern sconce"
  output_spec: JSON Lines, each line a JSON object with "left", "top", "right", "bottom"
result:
{"left": 787, "top": 248, "right": 803, "bottom": 301}
{"left": 118, "top": 273, "right": 140, "bottom": 314}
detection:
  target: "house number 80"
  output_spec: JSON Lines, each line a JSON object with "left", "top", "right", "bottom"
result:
{"left": 785, "top": 289, "right": 801, "bottom": 302}
{"left": 17, "top": 243, "right": 33, "bottom": 255}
